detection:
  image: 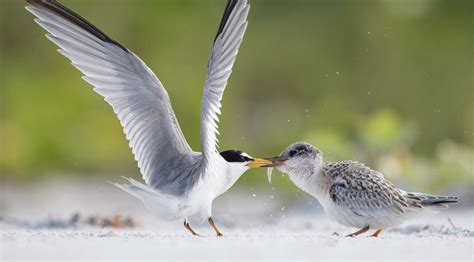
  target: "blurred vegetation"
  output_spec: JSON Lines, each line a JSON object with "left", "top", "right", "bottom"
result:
{"left": 0, "top": 0, "right": 472, "bottom": 193}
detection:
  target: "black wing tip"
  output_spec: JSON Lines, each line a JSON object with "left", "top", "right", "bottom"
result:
{"left": 214, "top": 0, "right": 240, "bottom": 43}
{"left": 26, "top": 0, "right": 128, "bottom": 53}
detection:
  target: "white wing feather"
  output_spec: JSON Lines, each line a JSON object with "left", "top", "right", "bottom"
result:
{"left": 25, "top": 3, "right": 193, "bottom": 188}
{"left": 200, "top": 0, "right": 250, "bottom": 173}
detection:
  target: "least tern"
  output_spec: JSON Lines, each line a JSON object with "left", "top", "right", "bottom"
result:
{"left": 266, "top": 142, "right": 458, "bottom": 237}
{"left": 26, "top": 0, "right": 268, "bottom": 236}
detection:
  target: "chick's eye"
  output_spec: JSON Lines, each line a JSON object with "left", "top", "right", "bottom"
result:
{"left": 289, "top": 150, "right": 297, "bottom": 157}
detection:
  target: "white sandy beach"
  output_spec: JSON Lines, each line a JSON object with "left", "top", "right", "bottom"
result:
{"left": 1, "top": 177, "right": 473, "bottom": 261}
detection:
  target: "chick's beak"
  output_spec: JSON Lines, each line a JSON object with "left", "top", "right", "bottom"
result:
{"left": 245, "top": 158, "right": 274, "bottom": 168}
{"left": 261, "top": 156, "right": 289, "bottom": 167}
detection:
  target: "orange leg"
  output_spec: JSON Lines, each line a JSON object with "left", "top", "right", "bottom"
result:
{"left": 208, "top": 217, "right": 223, "bottom": 237}
{"left": 183, "top": 220, "right": 201, "bottom": 236}
{"left": 370, "top": 229, "right": 382, "bottom": 237}
{"left": 346, "top": 225, "right": 370, "bottom": 237}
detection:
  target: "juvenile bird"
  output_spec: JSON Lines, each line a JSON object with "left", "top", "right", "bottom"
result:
{"left": 266, "top": 142, "right": 458, "bottom": 237}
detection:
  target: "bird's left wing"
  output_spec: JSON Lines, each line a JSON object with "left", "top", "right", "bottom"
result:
{"left": 326, "top": 161, "right": 412, "bottom": 218}
{"left": 25, "top": 0, "right": 195, "bottom": 192}
{"left": 200, "top": 0, "right": 250, "bottom": 173}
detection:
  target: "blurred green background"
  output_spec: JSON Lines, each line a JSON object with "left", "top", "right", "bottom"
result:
{"left": 1, "top": 0, "right": 472, "bottom": 194}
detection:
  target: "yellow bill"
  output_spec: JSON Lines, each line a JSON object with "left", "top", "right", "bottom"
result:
{"left": 245, "top": 158, "right": 273, "bottom": 168}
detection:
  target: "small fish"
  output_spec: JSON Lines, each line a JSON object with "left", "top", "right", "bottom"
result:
{"left": 267, "top": 167, "right": 274, "bottom": 183}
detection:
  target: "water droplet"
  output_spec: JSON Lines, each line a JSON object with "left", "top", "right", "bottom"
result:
{"left": 252, "top": 193, "right": 257, "bottom": 198}
{"left": 308, "top": 201, "right": 313, "bottom": 205}
{"left": 287, "top": 119, "right": 290, "bottom": 123}
{"left": 336, "top": 71, "right": 339, "bottom": 75}
{"left": 367, "top": 91, "right": 371, "bottom": 95}
{"left": 368, "top": 31, "right": 371, "bottom": 35}
{"left": 281, "top": 214, "right": 286, "bottom": 218}
{"left": 270, "top": 195, "right": 274, "bottom": 199}
{"left": 281, "top": 206, "right": 286, "bottom": 211}
{"left": 304, "top": 109, "right": 309, "bottom": 113}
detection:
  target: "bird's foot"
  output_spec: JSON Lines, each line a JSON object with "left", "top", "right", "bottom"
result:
{"left": 345, "top": 226, "right": 370, "bottom": 237}
{"left": 183, "top": 220, "right": 202, "bottom": 237}
{"left": 369, "top": 229, "right": 382, "bottom": 238}
{"left": 208, "top": 217, "right": 224, "bottom": 237}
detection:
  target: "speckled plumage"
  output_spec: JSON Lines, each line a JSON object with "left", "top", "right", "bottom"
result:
{"left": 322, "top": 160, "right": 423, "bottom": 223}
{"left": 324, "top": 160, "right": 420, "bottom": 218}
{"left": 270, "top": 142, "right": 459, "bottom": 236}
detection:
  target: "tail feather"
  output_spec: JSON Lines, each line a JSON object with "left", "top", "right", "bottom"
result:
{"left": 407, "top": 192, "right": 459, "bottom": 209}
{"left": 109, "top": 177, "right": 183, "bottom": 221}
{"left": 109, "top": 176, "right": 173, "bottom": 201}
{"left": 110, "top": 177, "right": 156, "bottom": 198}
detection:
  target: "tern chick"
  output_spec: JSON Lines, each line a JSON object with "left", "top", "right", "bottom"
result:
{"left": 266, "top": 142, "right": 458, "bottom": 237}
{"left": 25, "top": 0, "right": 269, "bottom": 236}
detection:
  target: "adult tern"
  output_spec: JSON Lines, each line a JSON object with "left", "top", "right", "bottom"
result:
{"left": 265, "top": 142, "right": 458, "bottom": 237}
{"left": 26, "top": 0, "right": 270, "bottom": 236}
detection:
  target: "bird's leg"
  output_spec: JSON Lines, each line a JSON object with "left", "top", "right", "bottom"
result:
{"left": 345, "top": 225, "right": 370, "bottom": 237}
{"left": 183, "top": 219, "right": 201, "bottom": 236}
{"left": 208, "top": 217, "right": 223, "bottom": 237}
{"left": 370, "top": 229, "right": 382, "bottom": 237}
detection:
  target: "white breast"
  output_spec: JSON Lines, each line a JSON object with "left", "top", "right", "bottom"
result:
{"left": 286, "top": 168, "right": 371, "bottom": 228}
{"left": 181, "top": 158, "right": 238, "bottom": 219}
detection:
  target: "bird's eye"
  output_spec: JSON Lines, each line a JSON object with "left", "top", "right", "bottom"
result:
{"left": 289, "top": 150, "right": 297, "bottom": 157}
{"left": 241, "top": 156, "right": 251, "bottom": 162}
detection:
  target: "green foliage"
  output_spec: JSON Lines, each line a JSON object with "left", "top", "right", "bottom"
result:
{"left": 0, "top": 0, "right": 472, "bottom": 191}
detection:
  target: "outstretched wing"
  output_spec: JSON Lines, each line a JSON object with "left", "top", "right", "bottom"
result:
{"left": 25, "top": 0, "right": 193, "bottom": 189}
{"left": 200, "top": 0, "right": 250, "bottom": 173}
{"left": 326, "top": 161, "right": 413, "bottom": 218}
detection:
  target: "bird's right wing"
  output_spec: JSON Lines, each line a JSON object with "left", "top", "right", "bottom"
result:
{"left": 25, "top": 0, "right": 193, "bottom": 188}
{"left": 326, "top": 161, "right": 414, "bottom": 218}
{"left": 200, "top": 0, "right": 250, "bottom": 174}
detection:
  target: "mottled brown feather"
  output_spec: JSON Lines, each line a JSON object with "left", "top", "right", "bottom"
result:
{"left": 325, "top": 161, "right": 418, "bottom": 218}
